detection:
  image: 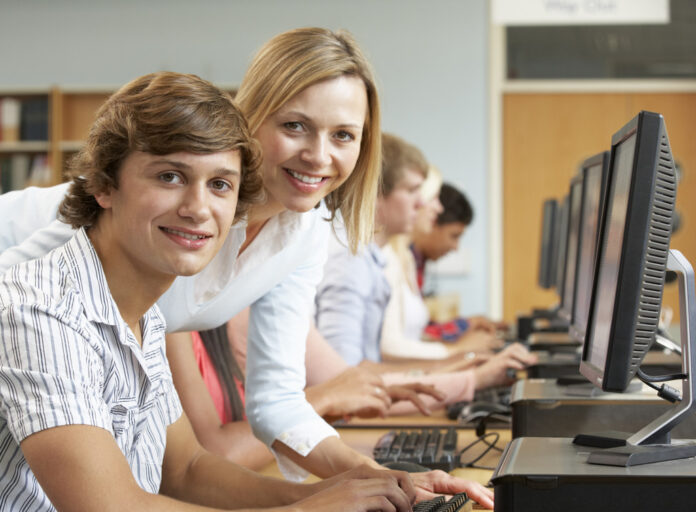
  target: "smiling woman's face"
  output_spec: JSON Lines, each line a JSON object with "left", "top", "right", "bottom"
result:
{"left": 253, "top": 75, "right": 368, "bottom": 213}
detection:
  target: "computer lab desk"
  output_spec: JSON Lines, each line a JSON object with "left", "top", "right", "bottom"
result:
{"left": 258, "top": 410, "right": 510, "bottom": 489}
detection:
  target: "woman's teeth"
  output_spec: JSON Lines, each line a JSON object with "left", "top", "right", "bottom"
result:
{"left": 286, "top": 169, "right": 323, "bottom": 184}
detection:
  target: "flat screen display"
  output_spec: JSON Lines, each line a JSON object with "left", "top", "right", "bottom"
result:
{"left": 572, "top": 163, "right": 603, "bottom": 338}
{"left": 560, "top": 179, "right": 583, "bottom": 320}
{"left": 586, "top": 133, "right": 636, "bottom": 372}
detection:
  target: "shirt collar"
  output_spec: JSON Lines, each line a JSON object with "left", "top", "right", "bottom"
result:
{"left": 61, "top": 227, "right": 119, "bottom": 326}
{"left": 60, "top": 228, "right": 166, "bottom": 332}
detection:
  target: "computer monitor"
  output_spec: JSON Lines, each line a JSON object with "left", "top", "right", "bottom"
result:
{"left": 558, "top": 175, "right": 584, "bottom": 323}
{"left": 575, "top": 111, "right": 696, "bottom": 466}
{"left": 580, "top": 111, "right": 674, "bottom": 392}
{"left": 553, "top": 195, "right": 570, "bottom": 299}
{"left": 537, "top": 198, "right": 559, "bottom": 289}
{"left": 568, "top": 152, "right": 610, "bottom": 342}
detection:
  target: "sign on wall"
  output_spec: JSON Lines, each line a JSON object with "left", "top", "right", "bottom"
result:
{"left": 492, "top": 0, "right": 670, "bottom": 25}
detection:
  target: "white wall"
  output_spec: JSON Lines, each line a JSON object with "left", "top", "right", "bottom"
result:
{"left": 0, "top": 0, "right": 491, "bottom": 316}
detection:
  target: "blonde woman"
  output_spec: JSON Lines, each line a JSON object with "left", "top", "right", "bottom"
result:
{"left": 0, "top": 28, "right": 493, "bottom": 508}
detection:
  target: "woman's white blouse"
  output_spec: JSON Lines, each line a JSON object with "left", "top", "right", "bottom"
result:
{"left": 0, "top": 185, "right": 338, "bottom": 480}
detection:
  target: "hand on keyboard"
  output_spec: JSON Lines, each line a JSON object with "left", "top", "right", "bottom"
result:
{"left": 373, "top": 428, "right": 494, "bottom": 509}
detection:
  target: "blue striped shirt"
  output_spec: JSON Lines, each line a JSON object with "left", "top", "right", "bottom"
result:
{"left": 0, "top": 228, "right": 182, "bottom": 510}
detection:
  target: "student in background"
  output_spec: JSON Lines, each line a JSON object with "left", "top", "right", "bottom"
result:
{"left": 0, "top": 71, "right": 419, "bottom": 512}
{"left": 412, "top": 183, "right": 508, "bottom": 341}
{"left": 315, "top": 133, "right": 534, "bottom": 404}
{"left": 377, "top": 142, "right": 514, "bottom": 360}
{"left": 0, "top": 29, "right": 494, "bottom": 507}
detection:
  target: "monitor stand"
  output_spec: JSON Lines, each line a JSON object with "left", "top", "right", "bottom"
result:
{"left": 573, "top": 249, "right": 696, "bottom": 466}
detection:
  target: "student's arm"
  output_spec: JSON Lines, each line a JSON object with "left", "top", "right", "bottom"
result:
{"left": 22, "top": 416, "right": 415, "bottom": 512}
{"left": 161, "top": 416, "right": 416, "bottom": 511}
{"left": 305, "top": 324, "right": 446, "bottom": 417}
{"left": 166, "top": 331, "right": 273, "bottom": 470}
{"left": 272, "top": 435, "right": 493, "bottom": 508}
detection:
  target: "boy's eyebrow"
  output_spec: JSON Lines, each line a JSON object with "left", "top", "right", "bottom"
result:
{"left": 149, "top": 158, "right": 241, "bottom": 177}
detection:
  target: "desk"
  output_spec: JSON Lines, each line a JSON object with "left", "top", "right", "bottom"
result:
{"left": 259, "top": 411, "right": 510, "bottom": 498}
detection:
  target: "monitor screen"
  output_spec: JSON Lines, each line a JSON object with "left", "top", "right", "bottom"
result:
{"left": 554, "top": 195, "right": 570, "bottom": 297}
{"left": 580, "top": 111, "right": 676, "bottom": 392}
{"left": 558, "top": 176, "right": 584, "bottom": 322}
{"left": 569, "top": 152, "right": 610, "bottom": 343}
{"left": 537, "top": 199, "right": 559, "bottom": 289}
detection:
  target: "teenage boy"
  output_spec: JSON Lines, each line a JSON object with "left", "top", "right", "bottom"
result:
{"left": 412, "top": 183, "right": 507, "bottom": 338}
{"left": 0, "top": 72, "right": 413, "bottom": 512}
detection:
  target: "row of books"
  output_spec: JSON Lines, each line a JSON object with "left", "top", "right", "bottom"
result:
{"left": 0, "top": 154, "right": 52, "bottom": 194}
{"left": 0, "top": 96, "right": 49, "bottom": 142}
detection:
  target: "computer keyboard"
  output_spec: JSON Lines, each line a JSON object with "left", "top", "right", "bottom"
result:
{"left": 414, "top": 492, "right": 472, "bottom": 512}
{"left": 373, "top": 427, "right": 459, "bottom": 471}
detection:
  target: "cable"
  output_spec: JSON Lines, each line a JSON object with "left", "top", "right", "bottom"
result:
{"left": 456, "top": 432, "right": 501, "bottom": 470}
{"left": 636, "top": 367, "right": 686, "bottom": 383}
{"left": 636, "top": 368, "right": 683, "bottom": 403}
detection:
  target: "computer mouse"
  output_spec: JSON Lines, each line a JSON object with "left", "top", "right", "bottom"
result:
{"left": 458, "top": 401, "right": 511, "bottom": 424}
{"left": 381, "top": 460, "right": 431, "bottom": 473}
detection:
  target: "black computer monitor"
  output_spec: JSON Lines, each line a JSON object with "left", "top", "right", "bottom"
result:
{"left": 558, "top": 175, "right": 584, "bottom": 323}
{"left": 574, "top": 111, "right": 696, "bottom": 466}
{"left": 580, "top": 111, "right": 674, "bottom": 392}
{"left": 537, "top": 198, "right": 559, "bottom": 289}
{"left": 553, "top": 195, "right": 570, "bottom": 299}
{"left": 568, "top": 151, "right": 610, "bottom": 342}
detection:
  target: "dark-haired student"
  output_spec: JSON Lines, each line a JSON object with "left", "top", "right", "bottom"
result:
{"left": 0, "top": 71, "right": 416, "bottom": 512}
{"left": 412, "top": 183, "right": 508, "bottom": 340}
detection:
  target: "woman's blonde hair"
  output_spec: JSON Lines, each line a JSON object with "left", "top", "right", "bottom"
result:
{"left": 236, "top": 27, "right": 381, "bottom": 252}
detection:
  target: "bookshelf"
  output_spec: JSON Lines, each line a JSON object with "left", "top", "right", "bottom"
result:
{"left": 0, "top": 88, "right": 52, "bottom": 193}
{"left": 0, "top": 84, "right": 237, "bottom": 195}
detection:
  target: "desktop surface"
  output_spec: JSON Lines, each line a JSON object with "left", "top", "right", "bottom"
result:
{"left": 491, "top": 437, "right": 696, "bottom": 512}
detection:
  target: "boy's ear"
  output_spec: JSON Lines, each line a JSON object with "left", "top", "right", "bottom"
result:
{"left": 94, "top": 188, "right": 113, "bottom": 209}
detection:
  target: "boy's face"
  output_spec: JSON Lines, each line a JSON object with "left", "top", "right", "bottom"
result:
{"left": 422, "top": 221, "right": 468, "bottom": 261}
{"left": 376, "top": 167, "right": 425, "bottom": 237}
{"left": 94, "top": 150, "right": 241, "bottom": 280}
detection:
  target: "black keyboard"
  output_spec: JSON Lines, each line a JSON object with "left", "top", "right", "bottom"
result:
{"left": 414, "top": 492, "right": 472, "bottom": 512}
{"left": 373, "top": 427, "right": 459, "bottom": 471}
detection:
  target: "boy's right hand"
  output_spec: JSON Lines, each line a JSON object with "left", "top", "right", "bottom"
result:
{"left": 295, "top": 464, "right": 414, "bottom": 511}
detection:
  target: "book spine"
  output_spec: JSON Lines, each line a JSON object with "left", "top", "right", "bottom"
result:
{"left": 0, "top": 98, "right": 21, "bottom": 143}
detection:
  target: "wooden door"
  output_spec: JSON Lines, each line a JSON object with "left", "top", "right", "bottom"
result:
{"left": 503, "top": 92, "right": 696, "bottom": 326}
